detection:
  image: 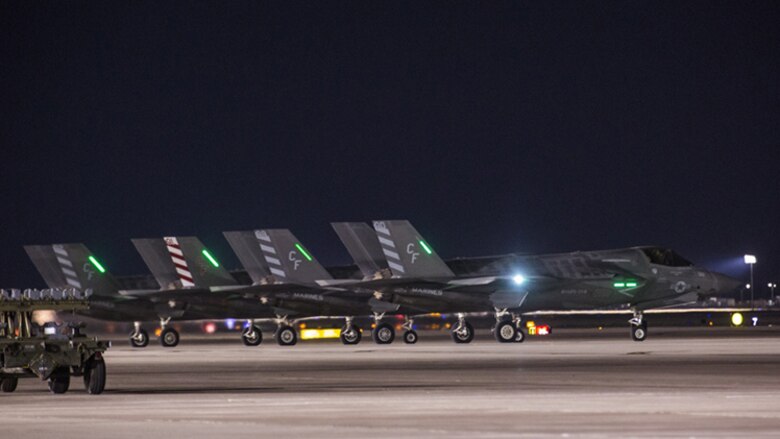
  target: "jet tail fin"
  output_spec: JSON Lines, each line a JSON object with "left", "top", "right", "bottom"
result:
{"left": 132, "top": 237, "right": 236, "bottom": 289}
{"left": 223, "top": 230, "right": 272, "bottom": 285}
{"left": 24, "top": 244, "right": 121, "bottom": 296}
{"left": 331, "top": 222, "right": 390, "bottom": 279}
{"left": 254, "top": 229, "right": 332, "bottom": 283}
{"left": 371, "top": 220, "right": 454, "bottom": 278}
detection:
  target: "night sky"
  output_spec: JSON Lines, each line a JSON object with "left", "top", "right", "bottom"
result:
{"left": 2, "top": 2, "right": 778, "bottom": 295}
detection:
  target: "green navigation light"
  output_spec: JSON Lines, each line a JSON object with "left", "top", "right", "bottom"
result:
{"left": 419, "top": 240, "right": 433, "bottom": 255}
{"left": 88, "top": 256, "right": 106, "bottom": 273}
{"left": 295, "top": 243, "right": 313, "bottom": 261}
{"left": 201, "top": 249, "right": 220, "bottom": 267}
{"left": 626, "top": 282, "right": 638, "bottom": 288}
{"left": 613, "top": 282, "right": 626, "bottom": 288}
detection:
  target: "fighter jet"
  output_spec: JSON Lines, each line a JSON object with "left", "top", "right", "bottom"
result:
{"left": 25, "top": 242, "right": 275, "bottom": 348}
{"left": 222, "top": 229, "right": 400, "bottom": 345}
{"left": 333, "top": 220, "right": 743, "bottom": 343}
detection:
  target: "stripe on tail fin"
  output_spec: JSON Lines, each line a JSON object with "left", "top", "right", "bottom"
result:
{"left": 331, "top": 222, "right": 390, "bottom": 279}
{"left": 371, "top": 220, "right": 454, "bottom": 278}
{"left": 255, "top": 229, "right": 332, "bottom": 283}
{"left": 223, "top": 230, "right": 272, "bottom": 284}
{"left": 132, "top": 237, "right": 237, "bottom": 289}
{"left": 164, "top": 237, "right": 196, "bottom": 287}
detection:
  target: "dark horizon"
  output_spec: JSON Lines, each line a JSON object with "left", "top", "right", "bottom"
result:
{"left": 2, "top": 2, "right": 778, "bottom": 296}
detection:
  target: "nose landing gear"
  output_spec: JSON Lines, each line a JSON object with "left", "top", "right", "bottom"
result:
{"left": 129, "top": 321, "right": 149, "bottom": 348}
{"left": 629, "top": 311, "right": 648, "bottom": 342}
{"left": 451, "top": 313, "right": 474, "bottom": 344}
{"left": 340, "top": 317, "right": 362, "bottom": 345}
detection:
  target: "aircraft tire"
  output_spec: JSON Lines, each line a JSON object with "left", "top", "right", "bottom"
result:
{"left": 514, "top": 327, "right": 525, "bottom": 343}
{"left": 1, "top": 376, "right": 18, "bottom": 393}
{"left": 48, "top": 368, "right": 70, "bottom": 394}
{"left": 494, "top": 321, "right": 516, "bottom": 343}
{"left": 129, "top": 329, "right": 149, "bottom": 348}
{"left": 242, "top": 326, "right": 263, "bottom": 346}
{"left": 451, "top": 322, "right": 475, "bottom": 344}
{"left": 340, "top": 325, "right": 362, "bottom": 345}
{"left": 631, "top": 322, "right": 648, "bottom": 342}
{"left": 372, "top": 323, "right": 395, "bottom": 344}
{"left": 276, "top": 325, "right": 298, "bottom": 346}
{"left": 160, "top": 327, "right": 180, "bottom": 348}
{"left": 83, "top": 356, "right": 106, "bottom": 395}
{"left": 403, "top": 330, "right": 418, "bottom": 344}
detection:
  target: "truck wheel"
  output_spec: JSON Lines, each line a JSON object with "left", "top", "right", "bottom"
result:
{"left": 1, "top": 376, "right": 18, "bottom": 393}
{"left": 48, "top": 369, "right": 70, "bottom": 394}
{"left": 83, "top": 356, "right": 106, "bottom": 395}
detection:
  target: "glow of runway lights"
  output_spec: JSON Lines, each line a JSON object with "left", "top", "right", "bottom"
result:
{"left": 731, "top": 312, "right": 743, "bottom": 326}
{"left": 225, "top": 318, "right": 235, "bottom": 329}
{"left": 300, "top": 328, "right": 341, "bottom": 340}
{"left": 204, "top": 322, "right": 217, "bottom": 334}
{"left": 512, "top": 274, "right": 525, "bottom": 285}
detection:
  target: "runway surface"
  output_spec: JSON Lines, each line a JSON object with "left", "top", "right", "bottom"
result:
{"left": 4, "top": 329, "right": 780, "bottom": 438}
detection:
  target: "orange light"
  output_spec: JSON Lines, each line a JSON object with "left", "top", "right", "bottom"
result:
{"left": 154, "top": 328, "right": 162, "bottom": 337}
{"left": 299, "top": 323, "right": 307, "bottom": 329}
{"left": 525, "top": 320, "right": 536, "bottom": 329}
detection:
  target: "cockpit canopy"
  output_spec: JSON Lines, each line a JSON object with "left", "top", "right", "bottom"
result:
{"left": 640, "top": 247, "right": 693, "bottom": 267}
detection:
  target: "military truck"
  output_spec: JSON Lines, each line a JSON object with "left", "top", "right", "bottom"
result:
{"left": 1, "top": 288, "right": 110, "bottom": 394}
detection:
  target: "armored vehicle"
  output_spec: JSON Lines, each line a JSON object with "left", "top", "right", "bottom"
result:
{"left": 0, "top": 288, "right": 110, "bottom": 394}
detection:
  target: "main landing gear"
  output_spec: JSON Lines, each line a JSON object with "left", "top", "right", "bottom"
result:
{"left": 451, "top": 313, "right": 475, "bottom": 344}
{"left": 340, "top": 317, "right": 362, "bottom": 345}
{"left": 242, "top": 320, "right": 263, "bottom": 346}
{"left": 493, "top": 310, "right": 525, "bottom": 343}
{"left": 129, "top": 321, "right": 149, "bottom": 348}
{"left": 159, "top": 318, "right": 180, "bottom": 348}
{"left": 629, "top": 310, "right": 648, "bottom": 342}
{"left": 275, "top": 316, "right": 297, "bottom": 346}
{"left": 372, "top": 313, "right": 395, "bottom": 344}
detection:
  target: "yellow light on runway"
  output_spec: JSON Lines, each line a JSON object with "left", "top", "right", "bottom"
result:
{"left": 300, "top": 328, "right": 341, "bottom": 340}
{"left": 731, "top": 312, "right": 744, "bottom": 326}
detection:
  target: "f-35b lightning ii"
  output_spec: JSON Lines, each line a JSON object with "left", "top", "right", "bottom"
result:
{"left": 332, "top": 220, "right": 743, "bottom": 343}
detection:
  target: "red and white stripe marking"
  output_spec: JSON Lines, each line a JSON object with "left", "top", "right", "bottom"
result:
{"left": 164, "top": 237, "right": 196, "bottom": 287}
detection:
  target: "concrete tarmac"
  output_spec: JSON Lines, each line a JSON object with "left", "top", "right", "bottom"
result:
{"left": 3, "top": 329, "right": 780, "bottom": 438}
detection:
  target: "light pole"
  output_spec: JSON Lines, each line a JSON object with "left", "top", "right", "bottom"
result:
{"left": 769, "top": 282, "right": 777, "bottom": 304}
{"left": 744, "top": 255, "right": 757, "bottom": 309}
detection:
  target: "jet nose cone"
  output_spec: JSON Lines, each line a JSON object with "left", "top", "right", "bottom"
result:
{"left": 712, "top": 272, "right": 744, "bottom": 297}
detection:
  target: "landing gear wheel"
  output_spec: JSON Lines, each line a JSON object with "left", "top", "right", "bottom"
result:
{"left": 514, "top": 327, "right": 525, "bottom": 343}
{"left": 129, "top": 329, "right": 149, "bottom": 348}
{"left": 631, "top": 322, "right": 648, "bottom": 342}
{"left": 83, "top": 356, "right": 106, "bottom": 395}
{"left": 403, "top": 330, "right": 418, "bottom": 344}
{"left": 1, "top": 376, "right": 18, "bottom": 393}
{"left": 340, "top": 325, "right": 362, "bottom": 345}
{"left": 242, "top": 326, "right": 263, "bottom": 346}
{"left": 160, "top": 327, "right": 180, "bottom": 347}
{"left": 276, "top": 325, "right": 297, "bottom": 346}
{"left": 372, "top": 322, "right": 395, "bottom": 344}
{"left": 452, "top": 322, "right": 475, "bottom": 344}
{"left": 494, "top": 321, "right": 516, "bottom": 343}
{"left": 48, "top": 369, "right": 70, "bottom": 394}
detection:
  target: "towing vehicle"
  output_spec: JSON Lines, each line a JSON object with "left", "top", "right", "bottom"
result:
{"left": 1, "top": 288, "right": 110, "bottom": 394}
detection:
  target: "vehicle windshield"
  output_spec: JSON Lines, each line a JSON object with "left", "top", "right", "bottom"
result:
{"left": 641, "top": 247, "right": 693, "bottom": 267}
